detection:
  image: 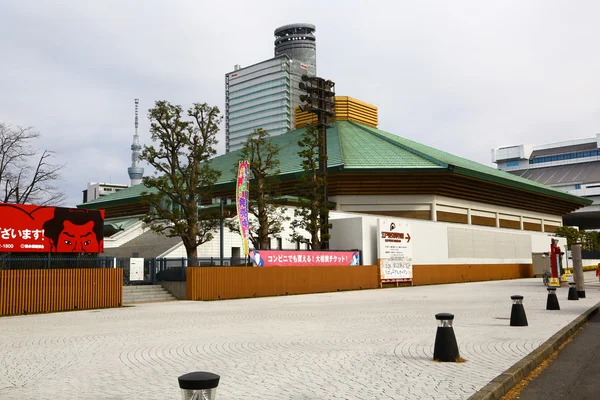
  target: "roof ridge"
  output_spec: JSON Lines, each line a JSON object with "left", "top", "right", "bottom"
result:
{"left": 345, "top": 121, "right": 449, "bottom": 168}
{"left": 345, "top": 122, "right": 589, "bottom": 205}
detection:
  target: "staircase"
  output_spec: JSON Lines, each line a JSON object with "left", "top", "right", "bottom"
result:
{"left": 122, "top": 285, "right": 176, "bottom": 304}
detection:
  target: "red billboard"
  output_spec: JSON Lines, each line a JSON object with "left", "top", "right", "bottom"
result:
{"left": 0, "top": 203, "right": 104, "bottom": 253}
{"left": 248, "top": 250, "right": 361, "bottom": 267}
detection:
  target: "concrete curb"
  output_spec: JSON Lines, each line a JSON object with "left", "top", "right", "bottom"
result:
{"left": 468, "top": 302, "right": 600, "bottom": 400}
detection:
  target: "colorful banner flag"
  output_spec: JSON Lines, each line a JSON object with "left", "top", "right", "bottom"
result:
{"left": 236, "top": 161, "right": 250, "bottom": 255}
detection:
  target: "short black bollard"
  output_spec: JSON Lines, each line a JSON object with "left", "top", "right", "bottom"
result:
{"left": 567, "top": 282, "right": 579, "bottom": 301}
{"left": 510, "top": 295, "right": 528, "bottom": 326}
{"left": 178, "top": 371, "right": 220, "bottom": 400}
{"left": 546, "top": 287, "right": 560, "bottom": 310}
{"left": 433, "top": 313, "right": 460, "bottom": 362}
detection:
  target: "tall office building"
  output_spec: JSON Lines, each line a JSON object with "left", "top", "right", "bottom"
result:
{"left": 225, "top": 23, "right": 316, "bottom": 153}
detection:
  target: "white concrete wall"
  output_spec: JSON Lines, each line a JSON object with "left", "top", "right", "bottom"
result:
{"left": 330, "top": 211, "right": 563, "bottom": 266}
{"left": 114, "top": 206, "right": 568, "bottom": 268}
{"left": 104, "top": 221, "right": 147, "bottom": 248}
{"left": 330, "top": 194, "right": 562, "bottom": 227}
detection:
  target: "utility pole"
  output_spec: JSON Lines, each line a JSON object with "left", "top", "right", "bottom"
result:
{"left": 220, "top": 198, "right": 225, "bottom": 266}
{"left": 572, "top": 239, "right": 585, "bottom": 298}
{"left": 298, "top": 74, "right": 335, "bottom": 250}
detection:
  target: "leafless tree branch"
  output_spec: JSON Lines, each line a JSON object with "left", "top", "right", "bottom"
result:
{"left": 0, "top": 123, "right": 66, "bottom": 205}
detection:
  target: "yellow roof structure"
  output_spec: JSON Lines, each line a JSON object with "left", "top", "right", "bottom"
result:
{"left": 295, "top": 96, "right": 378, "bottom": 128}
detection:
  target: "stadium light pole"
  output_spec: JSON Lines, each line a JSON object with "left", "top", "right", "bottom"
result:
{"left": 299, "top": 74, "right": 335, "bottom": 250}
{"left": 220, "top": 198, "right": 225, "bottom": 266}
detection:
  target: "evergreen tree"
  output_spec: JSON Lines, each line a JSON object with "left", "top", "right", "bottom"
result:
{"left": 139, "top": 101, "right": 222, "bottom": 261}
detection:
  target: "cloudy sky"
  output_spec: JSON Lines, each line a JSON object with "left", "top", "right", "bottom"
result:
{"left": 1, "top": 0, "right": 599, "bottom": 207}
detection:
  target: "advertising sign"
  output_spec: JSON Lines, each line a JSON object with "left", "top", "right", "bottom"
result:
{"left": 129, "top": 258, "right": 144, "bottom": 281}
{"left": 0, "top": 203, "right": 105, "bottom": 253}
{"left": 377, "top": 218, "right": 412, "bottom": 283}
{"left": 248, "top": 250, "right": 361, "bottom": 267}
{"left": 236, "top": 161, "right": 250, "bottom": 256}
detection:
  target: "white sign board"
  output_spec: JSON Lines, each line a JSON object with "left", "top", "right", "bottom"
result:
{"left": 377, "top": 218, "right": 412, "bottom": 282}
{"left": 129, "top": 257, "right": 144, "bottom": 281}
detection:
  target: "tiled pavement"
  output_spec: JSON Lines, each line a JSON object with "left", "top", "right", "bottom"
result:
{"left": 1, "top": 272, "right": 599, "bottom": 400}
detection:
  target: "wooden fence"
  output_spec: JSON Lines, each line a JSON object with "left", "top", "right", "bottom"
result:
{"left": 187, "top": 265, "right": 380, "bottom": 301}
{"left": 0, "top": 269, "right": 123, "bottom": 316}
{"left": 412, "top": 263, "right": 533, "bottom": 285}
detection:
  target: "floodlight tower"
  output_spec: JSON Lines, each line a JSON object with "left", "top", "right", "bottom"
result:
{"left": 128, "top": 99, "right": 144, "bottom": 186}
{"left": 298, "top": 75, "right": 335, "bottom": 250}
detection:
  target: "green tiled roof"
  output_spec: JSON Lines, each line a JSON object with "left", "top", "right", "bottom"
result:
{"left": 78, "top": 120, "right": 590, "bottom": 209}
{"left": 339, "top": 122, "right": 442, "bottom": 169}
{"left": 346, "top": 122, "right": 589, "bottom": 204}
{"left": 210, "top": 123, "right": 344, "bottom": 184}
{"left": 79, "top": 183, "right": 155, "bottom": 208}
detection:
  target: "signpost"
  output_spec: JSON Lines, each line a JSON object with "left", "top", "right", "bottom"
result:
{"left": 129, "top": 258, "right": 144, "bottom": 282}
{"left": 377, "top": 218, "right": 413, "bottom": 285}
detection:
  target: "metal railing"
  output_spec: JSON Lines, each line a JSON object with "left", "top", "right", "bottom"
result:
{"left": 0, "top": 255, "right": 251, "bottom": 285}
{"left": 0, "top": 256, "right": 115, "bottom": 270}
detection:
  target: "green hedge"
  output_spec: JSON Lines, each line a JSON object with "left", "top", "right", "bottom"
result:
{"left": 563, "top": 265, "right": 598, "bottom": 273}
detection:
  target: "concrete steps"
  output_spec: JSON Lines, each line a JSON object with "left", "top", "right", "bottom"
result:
{"left": 123, "top": 285, "right": 176, "bottom": 304}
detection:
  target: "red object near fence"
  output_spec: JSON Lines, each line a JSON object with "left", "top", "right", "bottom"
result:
{"left": 0, "top": 203, "right": 104, "bottom": 253}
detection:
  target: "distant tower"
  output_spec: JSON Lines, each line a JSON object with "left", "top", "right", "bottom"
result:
{"left": 128, "top": 98, "right": 144, "bottom": 186}
{"left": 274, "top": 23, "right": 317, "bottom": 142}
{"left": 224, "top": 23, "right": 317, "bottom": 153}
{"left": 274, "top": 23, "right": 317, "bottom": 72}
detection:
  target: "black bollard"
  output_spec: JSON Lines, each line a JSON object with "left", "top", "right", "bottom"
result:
{"left": 510, "top": 295, "right": 528, "bottom": 327}
{"left": 178, "top": 371, "right": 220, "bottom": 400}
{"left": 567, "top": 282, "right": 579, "bottom": 301}
{"left": 433, "top": 313, "right": 460, "bottom": 362}
{"left": 546, "top": 287, "right": 560, "bottom": 310}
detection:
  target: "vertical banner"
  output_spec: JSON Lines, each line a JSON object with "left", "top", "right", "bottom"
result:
{"left": 377, "top": 218, "right": 413, "bottom": 283}
{"left": 236, "top": 161, "right": 250, "bottom": 255}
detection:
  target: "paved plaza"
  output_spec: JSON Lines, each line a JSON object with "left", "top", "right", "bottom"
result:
{"left": 1, "top": 272, "right": 599, "bottom": 400}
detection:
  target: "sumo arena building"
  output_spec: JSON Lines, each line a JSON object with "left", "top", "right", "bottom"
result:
{"left": 78, "top": 99, "right": 590, "bottom": 285}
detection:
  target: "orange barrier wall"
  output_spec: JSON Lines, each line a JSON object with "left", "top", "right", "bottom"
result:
{"left": 0, "top": 269, "right": 123, "bottom": 316}
{"left": 187, "top": 266, "right": 380, "bottom": 301}
{"left": 412, "top": 264, "right": 533, "bottom": 286}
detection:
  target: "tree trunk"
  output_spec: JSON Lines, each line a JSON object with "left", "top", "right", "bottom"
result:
{"left": 186, "top": 246, "right": 199, "bottom": 266}
{"left": 258, "top": 205, "right": 269, "bottom": 249}
{"left": 184, "top": 230, "right": 199, "bottom": 266}
{"left": 311, "top": 220, "right": 320, "bottom": 250}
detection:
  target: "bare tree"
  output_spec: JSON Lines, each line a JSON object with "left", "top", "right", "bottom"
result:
{"left": 139, "top": 101, "right": 222, "bottom": 261}
{"left": 0, "top": 123, "right": 66, "bottom": 205}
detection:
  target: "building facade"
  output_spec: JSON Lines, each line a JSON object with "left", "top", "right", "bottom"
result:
{"left": 225, "top": 23, "right": 316, "bottom": 153}
{"left": 492, "top": 134, "right": 600, "bottom": 229}
{"left": 79, "top": 114, "right": 588, "bottom": 283}
{"left": 82, "top": 182, "right": 129, "bottom": 203}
